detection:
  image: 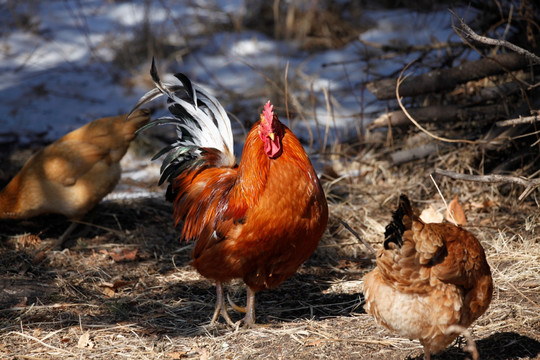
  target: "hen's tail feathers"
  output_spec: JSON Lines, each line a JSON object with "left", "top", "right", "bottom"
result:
{"left": 130, "top": 58, "right": 235, "bottom": 185}
{"left": 384, "top": 194, "right": 415, "bottom": 249}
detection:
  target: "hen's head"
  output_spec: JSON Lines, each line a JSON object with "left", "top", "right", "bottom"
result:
{"left": 258, "top": 101, "right": 283, "bottom": 158}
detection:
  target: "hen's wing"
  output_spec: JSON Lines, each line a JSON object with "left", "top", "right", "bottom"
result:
{"left": 36, "top": 140, "right": 111, "bottom": 186}
{"left": 375, "top": 195, "right": 446, "bottom": 295}
{"left": 427, "top": 221, "right": 493, "bottom": 326}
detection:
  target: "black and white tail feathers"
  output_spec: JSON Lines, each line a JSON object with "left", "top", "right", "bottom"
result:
{"left": 130, "top": 58, "right": 235, "bottom": 186}
{"left": 383, "top": 194, "right": 415, "bottom": 250}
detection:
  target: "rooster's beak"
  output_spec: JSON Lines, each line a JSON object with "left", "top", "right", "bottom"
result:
{"left": 268, "top": 132, "right": 275, "bottom": 141}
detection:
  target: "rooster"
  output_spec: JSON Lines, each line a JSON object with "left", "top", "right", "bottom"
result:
{"left": 0, "top": 110, "right": 150, "bottom": 247}
{"left": 131, "top": 60, "right": 328, "bottom": 326}
{"left": 363, "top": 195, "right": 493, "bottom": 360}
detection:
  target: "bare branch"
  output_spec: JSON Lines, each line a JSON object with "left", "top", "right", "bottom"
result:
{"left": 434, "top": 168, "right": 540, "bottom": 200}
{"left": 390, "top": 143, "right": 440, "bottom": 165}
{"left": 451, "top": 10, "right": 540, "bottom": 65}
{"left": 435, "top": 168, "right": 540, "bottom": 187}
{"left": 367, "top": 53, "right": 528, "bottom": 100}
{"left": 369, "top": 104, "right": 509, "bottom": 130}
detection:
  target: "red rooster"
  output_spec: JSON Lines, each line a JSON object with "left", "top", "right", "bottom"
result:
{"left": 131, "top": 60, "right": 328, "bottom": 326}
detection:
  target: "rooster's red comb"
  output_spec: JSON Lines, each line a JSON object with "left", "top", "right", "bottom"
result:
{"left": 263, "top": 101, "right": 274, "bottom": 124}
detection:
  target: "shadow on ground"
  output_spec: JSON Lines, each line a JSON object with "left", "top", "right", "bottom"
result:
{"left": 0, "top": 197, "right": 366, "bottom": 339}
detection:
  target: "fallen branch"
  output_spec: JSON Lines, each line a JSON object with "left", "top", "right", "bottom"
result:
{"left": 470, "top": 81, "right": 521, "bottom": 103}
{"left": 390, "top": 143, "right": 439, "bottom": 164}
{"left": 434, "top": 168, "right": 540, "bottom": 200}
{"left": 369, "top": 104, "right": 508, "bottom": 129}
{"left": 435, "top": 168, "right": 540, "bottom": 187}
{"left": 358, "top": 38, "right": 463, "bottom": 54}
{"left": 367, "top": 53, "right": 529, "bottom": 100}
{"left": 496, "top": 113, "right": 540, "bottom": 127}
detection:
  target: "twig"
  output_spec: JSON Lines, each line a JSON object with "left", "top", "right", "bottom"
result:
{"left": 71, "top": 219, "right": 125, "bottom": 237}
{"left": 10, "top": 331, "right": 75, "bottom": 355}
{"left": 338, "top": 219, "right": 376, "bottom": 256}
{"left": 396, "top": 62, "right": 478, "bottom": 144}
{"left": 450, "top": 10, "right": 540, "bottom": 65}
{"left": 303, "top": 337, "right": 404, "bottom": 346}
{"left": 434, "top": 168, "right": 540, "bottom": 200}
{"left": 429, "top": 174, "right": 456, "bottom": 226}
{"left": 496, "top": 114, "right": 540, "bottom": 127}
{"left": 358, "top": 38, "right": 464, "bottom": 53}
{"left": 322, "top": 87, "right": 332, "bottom": 150}
{"left": 0, "top": 303, "right": 98, "bottom": 313}
{"left": 494, "top": 269, "right": 540, "bottom": 310}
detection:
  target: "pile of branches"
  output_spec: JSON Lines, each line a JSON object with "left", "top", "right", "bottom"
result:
{"left": 364, "top": 1, "right": 540, "bottom": 196}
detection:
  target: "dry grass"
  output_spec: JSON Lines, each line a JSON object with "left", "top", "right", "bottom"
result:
{"left": 1, "top": 141, "right": 539, "bottom": 360}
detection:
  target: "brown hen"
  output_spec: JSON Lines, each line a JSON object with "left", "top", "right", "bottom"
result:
{"left": 0, "top": 109, "right": 150, "bottom": 246}
{"left": 363, "top": 195, "right": 493, "bottom": 359}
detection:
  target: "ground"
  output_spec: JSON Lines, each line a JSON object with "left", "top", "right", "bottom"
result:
{"left": 0, "top": 143, "right": 539, "bottom": 360}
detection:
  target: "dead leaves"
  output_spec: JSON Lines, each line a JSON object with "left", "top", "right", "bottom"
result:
{"left": 14, "top": 233, "right": 42, "bottom": 249}
{"left": 168, "top": 351, "right": 189, "bottom": 359}
{"left": 470, "top": 199, "right": 496, "bottom": 211}
{"left": 100, "top": 248, "right": 138, "bottom": 262}
{"left": 419, "top": 196, "right": 496, "bottom": 226}
{"left": 77, "top": 331, "right": 95, "bottom": 349}
{"left": 99, "top": 279, "right": 135, "bottom": 297}
{"left": 446, "top": 196, "right": 467, "bottom": 226}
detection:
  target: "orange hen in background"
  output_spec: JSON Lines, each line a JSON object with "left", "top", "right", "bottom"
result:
{"left": 0, "top": 109, "right": 150, "bottom": 247}
{"left": 363, "top": 195, "right": 493, "bottom": 360}
{"left": 131, "top": 60, "right": 328, "bottom": 326}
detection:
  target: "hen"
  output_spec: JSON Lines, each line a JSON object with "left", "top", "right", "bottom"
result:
{"left": 0, "top": 110, "right": 150, "bottom": 246}
{"left": 363, "top": 195, "right": 493, "bottom": 360}
{"left": 131, "top": 61, "right": 328, "bottom": 326}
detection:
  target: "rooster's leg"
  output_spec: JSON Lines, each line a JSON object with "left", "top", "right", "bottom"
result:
{"left": 241, "top": 287, "right": 256, "bottom": 327}
{"left": 210, "top": 281, "right": 235, "bottom": 326}
{"left": 226, "top": 287, "right": 256, "bottom": 327}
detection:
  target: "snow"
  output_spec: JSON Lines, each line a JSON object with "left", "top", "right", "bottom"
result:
{"left": 0, "top": 1, "right": 476, "bottom": 189}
